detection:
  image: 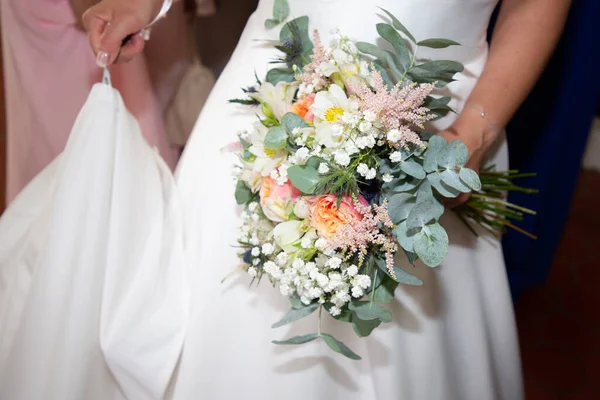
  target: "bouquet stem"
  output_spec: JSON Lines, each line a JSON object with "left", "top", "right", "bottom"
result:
{"left": 456, "top": 169, "right": 538, "bottom": 239}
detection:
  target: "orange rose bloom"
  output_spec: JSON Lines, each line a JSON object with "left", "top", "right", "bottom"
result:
{"left": 289, "top": 94, "right": 316, "bottom": 122}
{"left": 307, "top": 195, "right": 367, "bottom": 238}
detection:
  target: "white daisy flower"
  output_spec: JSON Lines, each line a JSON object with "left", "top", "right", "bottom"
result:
{"left": 311, "top": 84, "right": 359, "bottom": 148}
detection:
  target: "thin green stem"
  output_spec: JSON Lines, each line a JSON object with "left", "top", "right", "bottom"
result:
{"left": 317, "top": 306, "right": 323, "bottom": 336}
{"left": 470, "top": 194, "right": 537, "bottom": 215}
{"left": 400, "top": 45, "right": 419, "bottom": 84}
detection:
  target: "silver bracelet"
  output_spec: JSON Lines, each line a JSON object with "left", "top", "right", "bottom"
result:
{"left": 464, "top": 103, "right": 500, "bottom": 137}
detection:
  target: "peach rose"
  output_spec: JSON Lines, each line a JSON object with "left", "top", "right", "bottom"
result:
{"left": 259, "top": 176, "right": 301, "bottom": 222}
{"left": 289, "top": 94, "right": 316, "bottom": 123}
{"left": 307, "top": 194, "right": 368, "bottom": 238}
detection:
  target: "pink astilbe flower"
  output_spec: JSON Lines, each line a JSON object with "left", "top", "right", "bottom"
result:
{"left": 390, "top": 126, "right": 425, "bottom": 150}
{"left": 329, "top": 198, "right": 398, "bottom": 277}
{"left": 296, "top": 30, "right": 330, "bottom": 92}
{"left": 351, "top": 70, "right": 436, "bottom": 146}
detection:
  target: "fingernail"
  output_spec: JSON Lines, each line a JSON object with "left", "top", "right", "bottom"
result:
{"left": 141, "top": 28, "right": 151, "bottom": 41}
{"left": 96, "top": 51, "right": 110, "bottom": 68}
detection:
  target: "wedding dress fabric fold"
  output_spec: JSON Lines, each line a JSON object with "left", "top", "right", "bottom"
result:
{"left": 0, "top": 74, "right": 189, "bottom": 400}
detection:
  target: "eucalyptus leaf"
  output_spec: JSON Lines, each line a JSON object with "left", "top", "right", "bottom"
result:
{"left": 356, "top": 41, "right": 386, "bottom": 60}
{"left": 379, "top": 158, "right": 401, "bottom": 175}
{"left": 235, "top": 180, "right": 252, "bottom": 205}
{"left": 440, "top": 169, "right": 470, "bottom": 193}
{"left": 437, "top": 140, "right": 469, "bottom": 168}
{"left": 401, "top": 159, "right": 426, "bottom": 179}
{"left": 374, "top": 256, "right": 423, "bottom": 286}
{"left": 265, "top": 19, "right": 280, "bottom": 29}
{"left": 352, "top": 317, "right": 382, "bottom": 337}
{"left": 271, "top": 303, "right": 319, "bottom": 328}
{"left": 403, "top": 249, "right": 419, "bottom": 265}
{"left": 321, "top": 334, "right": 362, "bottom": 360}
{"left": 378, "top": 7, "right": 417, "bottom": 43}
{"left": 290, "top": 295, "right": 303, "bottom": 309}
{"left": 281, "top": 112, "right": 309, "bottom": 131}
{"left": 384, "top": 51, "right": 405, "bottom": 81}
{"left": 400, "top": 146, "right": 417, "bottom": 160}
{"left": 330, "top": 307, "right": 352, "bottom": 323}
{"left": 273, "top": 0, "right": 289, "bottom": 21}
{"left": 394, "top": 220, "right": 421, "bottom": 252}
{"left": 414, "top": 60, "right": 464, "bottom": 76}
{"left": 264, "top": 125, "right": 288, "bottom": 150}
{"left": 424, "top": 96, "right": 454, "bottom": 119}
{"left": 272, "top": 333, "right": 320, "bottom": 345}
{"left": 428, "top": 172, "right": 461, "bottom": 198}
{"left": 424, "top": 95, "right": 451, "bottom": 109}
{"left": 377, "top": 24, "right": 411, "bottom": 70}
{"left": 349, "top": 301, "right": 392, "bottom": 323}
{"left": 305, "top": 156, "right": 326, "bottom": 170}
{"left": 373, "top": 277, "right": 399, "bottom": 304}
{"left": 459, "top": 168, "right": 482, "bottom": 191}
{"left": 416, "top": 181, "right": 434, "bottom": 202}
{"left": 406, "top": 199, "right": 445, "bottom": 230}
{"left": 387, "top": 193, "right": 417, "bottom": 224}
{"left": 390, "top": 175, "right": 421, "bottom": 192}
{"left": 266, "top": 67, "right": 295, "bottom": 85}
{"left": 287, "top": 165, "right": 319, "bottom": 194}
{"left": 280, "top": 16, "right": 313, "bottom": 54}
{"left": 419, "top": 130, "right": 435, "bottom": 141}
{"left": 407, "top": 60, "right": 463, "bottom": 87}
{"left": 417, "top": 38, "right": 460, "bottom": 48}
{"left": 413, "top": 223, "right": 449, "bottom": 267}
{"left": 423, "top": 135, "right": 448, "bottom": 173}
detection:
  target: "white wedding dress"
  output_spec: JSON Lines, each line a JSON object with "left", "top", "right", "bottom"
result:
{"left": 173, "top": 0, "right": 522, "bottom": 399}
{"left": 0, "top": 1, "right": 522, "bottom": 399}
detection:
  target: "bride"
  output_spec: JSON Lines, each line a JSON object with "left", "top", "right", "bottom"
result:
{"left": 1, "top": 0, "right": 570, "bottom": 399}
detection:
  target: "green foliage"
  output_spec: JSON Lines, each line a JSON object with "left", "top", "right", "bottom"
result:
{"left": 234, "top": 181, "right": 253, "bottom": 205}
{"left": 287, "top": 165, "right": 320, "bottom": 194}
{"left": 387, "top": 193, "right": 417, "bottom": 224}
{"left": 352, "top": 317, "right": 382, "bottom": 337}
{"left": 355, "top": 9, "right": 464, "bottom": 88}
{"left": 271, "top": 303, "right": 319, "bottom": 328}
{"left": 265, "top": 67, "right": 296, "bottom": 85}
{"left": 376, "top": 24, "right": 411, "bottom": 70}
{"left": 272, "top": 334, "right": 319, "bottom": 345}
{"left": 413, "top": 223, "right": 449, "bottom": 267}
{"left": 264, "top": 0, "right": 289, "bottom": 29}
{"left": 378, "top": 7, "right": 417, "bottom": 43}
{"left": 321, "top": 334, "right": 362, "bottom": 360}
{"left": 349, "top": 301, "right": 392, "bottom": 323}
{"left": 417, "top": 38, "right": 461, "bottom": 48}
{"left": 313, "top": 168, "right": 360, "bottom": 198}
{"left": 264, "top": 126, "right": 288, "bottom": 150}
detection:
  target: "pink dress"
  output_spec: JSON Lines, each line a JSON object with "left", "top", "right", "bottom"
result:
{"left": 1, "top": 0, "right": 181, "bottom": 204}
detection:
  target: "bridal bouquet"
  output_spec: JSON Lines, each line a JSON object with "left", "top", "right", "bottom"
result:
{"left": 228, "top": 3, "right": 535, "bottom": 359}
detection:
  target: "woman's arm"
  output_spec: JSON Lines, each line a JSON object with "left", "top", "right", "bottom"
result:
{"left": 442, "top": 0, "right": 572, "bottom": 206}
